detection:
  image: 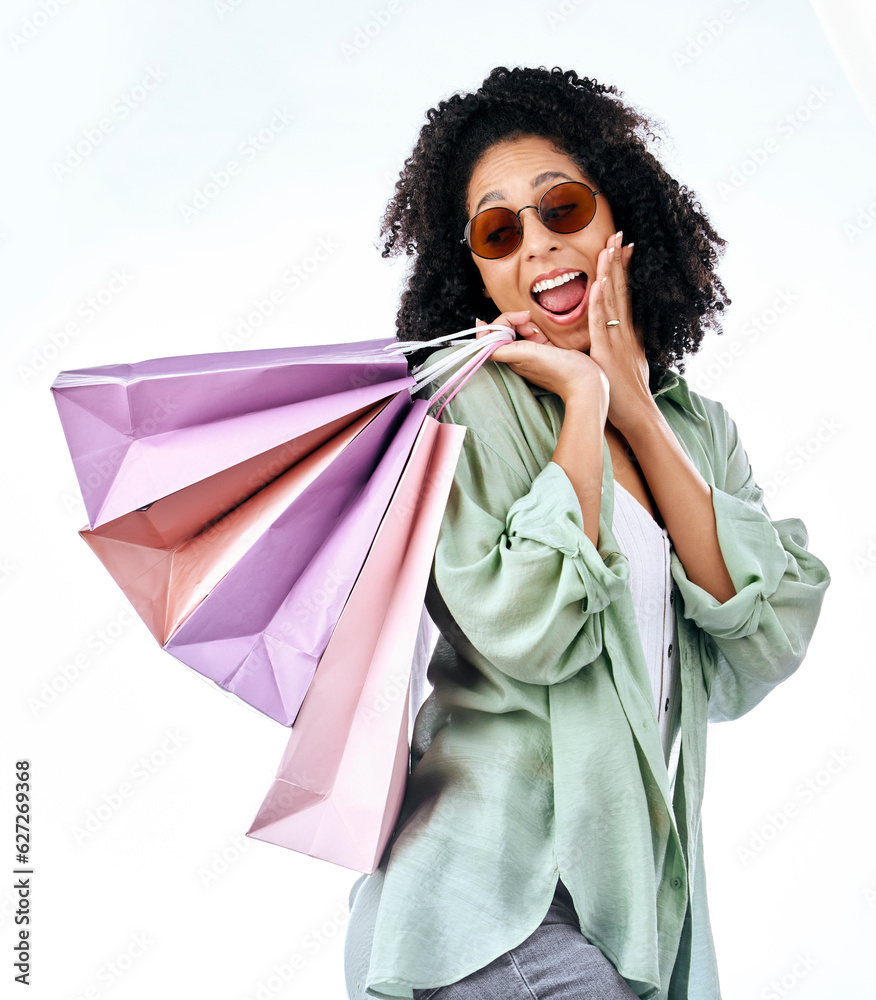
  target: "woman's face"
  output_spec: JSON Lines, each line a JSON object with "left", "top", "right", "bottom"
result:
{"left": 464, "top": 135, "right": 618, "bottom": 353}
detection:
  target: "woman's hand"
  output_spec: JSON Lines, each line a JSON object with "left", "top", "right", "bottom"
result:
{"left": 475, "top": 310, "right": 608, "bottom": 548}
{"left": 474, "top": 310, "right": 609, "bottom": 409}
{"left": 587, "top": 232, "right": 654, "bottom": 434}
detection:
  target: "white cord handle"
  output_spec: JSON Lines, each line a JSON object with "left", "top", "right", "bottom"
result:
{"left": 385, "top": 323, "right": 513, "bottom": 358}
{"left": 409, "top": 328, "right": 513, "bottom": 393}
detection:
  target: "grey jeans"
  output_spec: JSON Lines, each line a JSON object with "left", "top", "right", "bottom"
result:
{"left": 412, "top": 880, "right": 639, "bottom": 1000}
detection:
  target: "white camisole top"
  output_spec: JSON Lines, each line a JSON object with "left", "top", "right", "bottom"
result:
{"left": 610, "top": 480, "right": 681, "bottom": 773}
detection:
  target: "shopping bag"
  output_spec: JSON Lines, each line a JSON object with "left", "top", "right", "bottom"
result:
{"left": 245, "top": 407, "right": 466, "bottom": 872}
{"left": 51, "top": 327, "right": 513, "bottom": 727}
{"left": 164, "top": 392, "right": 428, "bottom": 725}
{"left": 52, "top": 339, "right": 411, "bottom": 530}
{"left": 79, "top": 394, "right": 428, "bottom": 724}
{"left": 76, "top": 395, "right": 403, "bottom": 641}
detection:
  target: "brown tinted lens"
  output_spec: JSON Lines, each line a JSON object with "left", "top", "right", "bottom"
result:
{"left": 539, "top": 183, "right": 596, "bottom": 234}
{"left": 468, "top": 207, "right": 522, "bottom": 259}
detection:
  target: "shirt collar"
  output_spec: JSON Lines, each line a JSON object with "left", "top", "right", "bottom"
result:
{"left": 648, "top": 364, "right": 703, "bottom": 420}
{"left": 530, "top": 364, "right": 703, "bottom": 421}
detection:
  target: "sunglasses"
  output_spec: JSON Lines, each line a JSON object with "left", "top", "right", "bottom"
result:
{"left": 461, "top": 181, "right": 601, "bottom": 260}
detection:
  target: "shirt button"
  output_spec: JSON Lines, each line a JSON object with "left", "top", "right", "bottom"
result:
{"left": 671, "top": 877, "right": 683, "bottom": 889}
{"left": 667, "top": 643, "right": 673, "bottom": 657}
{"left": 664, "top": 698, "right": 670, "bottom": 713}
{"left": 670, "top": 592, "right": 674, "bottom": 605}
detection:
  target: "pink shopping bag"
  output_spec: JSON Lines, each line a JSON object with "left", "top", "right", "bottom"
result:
{"left": 245, "top": 408, "right": 466, "bottom": 872}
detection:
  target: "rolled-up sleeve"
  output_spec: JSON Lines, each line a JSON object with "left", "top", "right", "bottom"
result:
{"left": 433, "top": 425, "right": 629, "bottom": 686}
{"left": 670, "top": 404, "right": 831, "bottom": 721}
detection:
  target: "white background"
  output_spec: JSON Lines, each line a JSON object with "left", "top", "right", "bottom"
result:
{"left": 2, "top": 0, "right": 874, "bottom": 998}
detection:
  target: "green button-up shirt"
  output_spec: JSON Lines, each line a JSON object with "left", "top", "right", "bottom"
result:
{"left": 344, "top": 348, "right": 830, "bottom": 999}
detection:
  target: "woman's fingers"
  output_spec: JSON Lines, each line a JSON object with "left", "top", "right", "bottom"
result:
{"left": 608, "top": 251, "right": 620, "bottom": 320}
{"left": 524, "top": 324, "right": 551, "bottom": 344}
{"left": 591, "top": 232, "right": 637, "bottom": 344}
{"left": 588, "top": 259, "right": 609, "bottom": 335}
{"left": 475, "top": 310, "right": 554, "bottom": 365}
{"left": 607, "top": 232, "right": 631, "bottom": 324}
{"left": 476, "top": 310, "right": 530, "bottom": 331}
{"left": 587, "top": 233, "right": 650, "bottom": 431}
{"left": 476, "top": 310, "right": 544, "bottom": 341}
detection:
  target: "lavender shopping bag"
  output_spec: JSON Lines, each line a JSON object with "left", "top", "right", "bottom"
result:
{"left": 51, "top": 339, "right": 410, "bottom": 529}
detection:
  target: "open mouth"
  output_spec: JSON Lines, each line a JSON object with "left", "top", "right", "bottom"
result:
{"left": 530, "top": 271, "right": 588, "bottom": 317}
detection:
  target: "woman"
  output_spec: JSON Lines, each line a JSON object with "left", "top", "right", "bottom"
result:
{"left": 344, "top": 66, "right": 830, "bottom": 1000}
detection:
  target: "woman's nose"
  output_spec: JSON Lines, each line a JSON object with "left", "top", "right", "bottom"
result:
{"left": 517, "top": 206, "right": 561, "bottom": 257}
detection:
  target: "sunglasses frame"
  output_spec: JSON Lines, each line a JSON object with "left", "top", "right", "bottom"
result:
{"left": 461, "top": 181, "right": 602, "bottom": 260}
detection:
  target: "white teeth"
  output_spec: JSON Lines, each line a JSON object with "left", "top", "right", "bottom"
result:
{"left": 531, "top": 271, "right": 583, "bottom": 294}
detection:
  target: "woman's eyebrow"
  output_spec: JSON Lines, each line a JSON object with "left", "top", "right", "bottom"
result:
{"left": 473, "top": 171, "right": 576, "bottom": 214}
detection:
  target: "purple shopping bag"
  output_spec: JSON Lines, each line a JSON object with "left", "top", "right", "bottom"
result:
{"left": 51, "top": 339, "right": 409, "bottom": 529}
{"left": 163, "top": 392, "right": 428, "bottom": 726}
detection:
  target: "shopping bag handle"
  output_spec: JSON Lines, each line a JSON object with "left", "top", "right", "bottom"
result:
{"left": 383, "top": 325, "right": 515, "bottom": 419}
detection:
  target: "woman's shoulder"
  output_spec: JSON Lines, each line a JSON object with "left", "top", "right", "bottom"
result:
{"left": 651, "top": 367, "right": 756, "bottom": 490}
{"left": 413, "top": 344, "right": 562, "bottom": 482}
{"left": 651, "top": 365, "right": 733, "bottom": 442}
{"left": 414, "top": 349, "right": 741, "bottom": 467}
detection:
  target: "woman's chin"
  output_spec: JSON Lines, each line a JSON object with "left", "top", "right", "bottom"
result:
{"left": 542, "top": 323, "right": 591, "bottom": 354}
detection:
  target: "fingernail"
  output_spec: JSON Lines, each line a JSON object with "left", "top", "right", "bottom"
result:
{"left": 616, "top": 230, "right": 623, "bottom": 245}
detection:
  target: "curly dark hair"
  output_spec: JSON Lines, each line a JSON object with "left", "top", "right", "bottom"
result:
{"left": 379, "top": 65, "right": 729, "bottom": 375}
